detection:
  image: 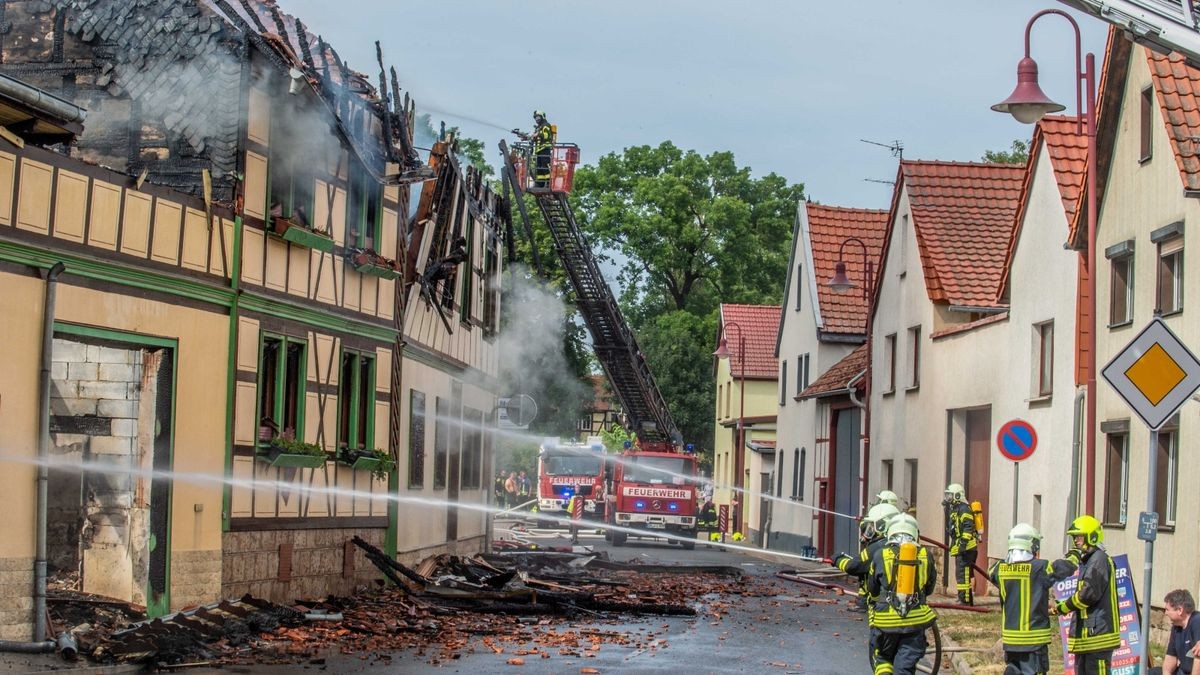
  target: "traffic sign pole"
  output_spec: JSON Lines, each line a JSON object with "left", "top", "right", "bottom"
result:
{"left": 1012, "top": 462, "right": 1019, "bottom": 526}
{"left": 1140, "top": 427, "right": 1160, "bottom": 675}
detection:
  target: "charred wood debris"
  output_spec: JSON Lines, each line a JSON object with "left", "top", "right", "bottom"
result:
{"left": 44, "top": 537, "right": 776, "bottom": 669}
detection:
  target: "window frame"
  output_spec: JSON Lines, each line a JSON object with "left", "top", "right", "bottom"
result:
{"left": 336, "top": 349, "right": 376, "bottom": 453}
{"left": 1140, "top": 86, "right": 1154, "bottom": 163}
{"left": 407, "top": 389, "right": 426, "bottom": 489}
{"left": 780, "top": 360, "right": 788, "bottom": 406}
{"left": 884, "top": 333, "right": 897, "bottom": 394}
{"left": 1035, "top": 320, "right": 1054, "bottom": 398}
{"left": 347, "top": 159, "right": 383, "bottom": 250}
{"left": 904, "top": 458, "right": 919, "bottom": 509}
{"left": 1102, "top": 431, "right": 1129, "bottom": 527}
{"left": 1156, "top": 236, "right": 1184, "bottom": 316}
{"left": 257, "top": 333, "right": 308, "bottom": 444}
{"left": 905, "top": 325, "right": 921, "bottom": 390}
{"left": 794, "top": 263, "right": 803, "bottom": 312}
{"left": 1109, "top": 252, "right": 1134, "bottom": 327}
{"left": 1156, "top": 425, "right": 1179, "bottom": 528}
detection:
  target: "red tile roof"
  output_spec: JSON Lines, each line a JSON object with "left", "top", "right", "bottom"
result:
{"left": 806, "top": 203, "right": 889, "bottom": 335}
{"left": 718, "top": 304, "right": 782, "bottom": 379}
{"left": 1147, "top": 49, "right": 1200, "bottom": 191}
{"left": 895, "top": 160, "right": 1025, "bottom": 307}
{"left": 997, "top": 116, "right": 1087, "bottom": 301}
{"left": 798, "top": 344, "right": 867, "bottom": 400}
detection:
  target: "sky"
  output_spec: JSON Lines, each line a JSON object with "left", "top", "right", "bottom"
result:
{"left": 277, "top": 0, "right": 1108, "bottom": 210}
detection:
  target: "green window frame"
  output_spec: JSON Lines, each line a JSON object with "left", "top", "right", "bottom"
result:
{"left": 459, "top": 222, "right": 475, "bottom": 324}
{"left": 257, "top": 334, "right": 308, "bottom": 443}
{"left": 267, "top": 105, "right": 315, "bottom": 227}
{"left": 347, "top": 160, "right": 382, "bottom": 250}
{"left": 337, "top": 350, "right": 376, "bottom": 452}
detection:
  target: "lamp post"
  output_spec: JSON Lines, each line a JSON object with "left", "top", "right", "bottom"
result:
{"left": 827, "top": 237, "right": 875, "bottom": 518}
{"left": 713, "top": 320, "right": 746, "bottom": 537}
{"left": 993, "top": 8, "right": 1120, "bottom": 668}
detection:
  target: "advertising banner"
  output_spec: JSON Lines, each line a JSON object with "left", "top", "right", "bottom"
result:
{"left": 1052, "top": 553, "right": 1142, "bottom": 674}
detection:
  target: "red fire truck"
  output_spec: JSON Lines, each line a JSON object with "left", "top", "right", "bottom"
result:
{"left": 535, "top": 438, "right": 606, "bottom": 523}
{"left": 604, "top": 445, "right": 698, "bottom": 549}
{"left": 502, "top": 137, "right": 699, "bottom": 549}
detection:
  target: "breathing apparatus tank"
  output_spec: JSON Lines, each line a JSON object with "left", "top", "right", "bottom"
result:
{"left": 971, "top": 500, "right": 985, "bottom": 536}
{"left": 896, "top": 541, "right": 918, "bottom": 597}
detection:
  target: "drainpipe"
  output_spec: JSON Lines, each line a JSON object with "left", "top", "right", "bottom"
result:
{"left": 2, "top": 262, "right": 67, "bottom": 654}
{"left": 36, "top": 262, "right": 65, "bottom": 643}
{"left": 1066, "top": 386, "right": 1086, "bottom": 536}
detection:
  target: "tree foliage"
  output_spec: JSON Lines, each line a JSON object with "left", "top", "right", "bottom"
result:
{"left": 982, "top": 139, "right": 1029, "bottom": 165}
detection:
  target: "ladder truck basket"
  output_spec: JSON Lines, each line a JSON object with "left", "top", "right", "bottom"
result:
{"left": 510, "top": 142, "right": 580, "bottom": 194}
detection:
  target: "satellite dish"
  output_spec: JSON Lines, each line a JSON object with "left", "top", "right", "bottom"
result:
{"left": 497, "top": 394, "right": 538, "bottom": 428}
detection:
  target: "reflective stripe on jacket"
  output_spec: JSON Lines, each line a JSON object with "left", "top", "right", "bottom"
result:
{"left": 1065, "top": 549, "right": 1121, "bottom": 653}
{"left": 534, "top": 122, "right": 554, "bottom": 151}
{"left": 866, "top": 543, "right": 937, "bottom": 632}
{"left": 946, "top": 502, "right": 977, "bottom": 554}
{"left": 988, "top": 557, "right": 1078, "bottom": 650}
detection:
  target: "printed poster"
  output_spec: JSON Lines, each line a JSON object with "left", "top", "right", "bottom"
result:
{"left": 1051, "top": 553, "right": 1142, "bottom": 675}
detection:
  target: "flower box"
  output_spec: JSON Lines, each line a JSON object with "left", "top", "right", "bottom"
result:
{"left": 339, "top": 448, "right": 395, "bottom": 479}
{"left": 259, "top": 438, "right": 328, "bottom": 469}
{"left": 350, "top": 250, "right": 400, "bottom": 280}
{"left": 272, "top": 217, "right": 334, "bottom": 253}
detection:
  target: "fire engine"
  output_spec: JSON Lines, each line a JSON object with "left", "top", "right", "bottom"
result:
{"left": 502, "top": 134, "right": 700, "bottom": 549}
{"left": 536, "top": 437, "right": 606, "bottom": 522}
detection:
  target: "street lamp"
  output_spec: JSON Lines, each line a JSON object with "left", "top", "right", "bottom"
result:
{"left": 992, "top": 7, "right": 1097, "bottom": 533}
{"left": 713, "top": 320, "right": 746, "bottom": 536}
{"left": 826, "top": 238, "right": 874, "bottom": 518}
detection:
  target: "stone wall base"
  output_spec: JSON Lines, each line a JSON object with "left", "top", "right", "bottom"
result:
{"left": 0, "top": 558, "right": 34, "bottom": 641}
{"left": 170, "top": 549, "right": 222, "bottom": 611}
{"left": 222, "top": 529, "right": 388, "bottom": 602}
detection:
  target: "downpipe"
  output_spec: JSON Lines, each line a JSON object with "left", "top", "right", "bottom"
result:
{"left": 36, "top": 263, "right": 65, "bottom": 642}
{"left": 1067, "top": 386, "right": 1086, "bottom": 531}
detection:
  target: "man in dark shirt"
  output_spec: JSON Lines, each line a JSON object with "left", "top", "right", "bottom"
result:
{"left": 1157, "top": 589, "right": 1200, "bottom": 675}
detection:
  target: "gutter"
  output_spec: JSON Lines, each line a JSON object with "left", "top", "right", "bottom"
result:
{"left": 846, "top": 369, "right": 867, "bottom": 409}
{"left": 946, "top": 304, "right": 1008, "bottom": 314}
{"left": 0, "top": 73, "right": 86, "bottom": 124}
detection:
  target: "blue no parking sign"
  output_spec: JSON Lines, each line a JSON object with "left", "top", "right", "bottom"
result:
{"left": 996, "top": 419, "right": 1037, "bottom": 462}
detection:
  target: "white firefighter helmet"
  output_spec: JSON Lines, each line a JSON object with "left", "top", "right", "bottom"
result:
{"left": 887, "top": 513, "right": 920, "bottom": 543}
{"left": 1007, "top": 522, "right": 1042, "bottom": 554}
{"left": 864, "top": 503, "right": 901, "bottom": 538}
{"left": 875, "top": 489, "right": 900, "bottom": 506}
{"left": 944, "top": 483, "right": 966, "bottom": 502}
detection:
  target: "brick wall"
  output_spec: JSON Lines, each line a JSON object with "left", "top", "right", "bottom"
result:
{"left": 0, "top": 558, "right": 34, "bottom": 641}
{"left": 222, "top": 529, "right": 388, "bottom": 602}
{"left": 170, "top": 549, "right": 222, "bottom": 611}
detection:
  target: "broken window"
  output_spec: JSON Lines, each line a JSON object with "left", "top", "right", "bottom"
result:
{"left": 337, "top": 350, "right": 375, "bottom": 452}
{"left": 459, "top": 220, "right": 475, "bottom": 324}
{"left": 347, "top": 159, "right": 382, "bottom": 250}
{"left": 267, "top": 102, "right": 317, "bottom": 229}
{"left": 259, "top": 335, "right": 306, "bottom": 441}
{"left": 408, "top": 389, "right": 426, "bottom": 489}
{"left": 461, "top": 407, "right": 483, "bottom": 490}
{"left": 433, "top": 397, "right": 449, "bottom": 490}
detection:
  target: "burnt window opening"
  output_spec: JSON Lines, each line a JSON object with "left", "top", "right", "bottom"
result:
{"left": 408, "top": 389, "right": 426, "bottom": 489}
{"left": 459, "top": 221, "right": 475, "bottom": 324}
{"left": 267, "top": 99, "right": 320, "bottom": 230}
{"left": 441, "top": 190, "right": 468, "bottom": 310}
{"left": 433, "top": 396, "right": 449, "bottom": 490}
{"left": 482, "top": 235, "right": 500, "bottom": 336}
{"left": 259, "top": 335, "right": 307, "bottom": 442}
{"left": 337, "top": 350, "right": 376, "bottom": 452}
{"left": 348, "top": 158, "right": 382, "bottom": 250}
{"left": 460, "top": 407, "right": 483, "bottom": 490}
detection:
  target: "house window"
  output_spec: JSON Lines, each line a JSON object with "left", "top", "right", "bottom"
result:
{"left": 337, "top": 350, "right": 376, "bottom": 452}
{"left": 482, "top": 236, "right": 500, "bottom": 335}
{"left": 904, "top": 458, "right": 919, "bottom": 509}
{"left": 898, "top": 214, "right": 908, "bottom": 278}
{"left": 780, "top": 361, "right": 788, "bottom": 406}
{"left": 776, "top": 453, "right": 785, "bottom": 497}
{"left": 433, "top": 397, "right": 449, "bottom": 490}
{"left": 1034, "top": 321, "right": 1054, "bottom": 397}
{"left": 881, "top": 459, "right": 894, "bottom": 491}
{"left": 884, "top": 334, "right": 897, "bottom": 393}
{"left": 459, "top": 220, "right": 475, "bottom": 324}
{"left": 408, "top": 390, "right": 426, "bottom": 489}
{"left": 791, "top": 448, "right": 801, "bottom": 499}
{"left": 1109, "top": 253, "right": 1133, "bottom": 326}
{"left": 797, "top": 353, "right": 811, "bottom": 394}
{"left": 906, "top": 326, "right": 921, "bottom": 389}
{"left": 258, "top": 335, "right": 306, "bottom": 441}
{"left": 1156, "top": 425, "right": 1179, "bottom": 526}
{"left": 1103, "top": 431, "right": 1128, "bottom": 525}
{"left": 461, "top": 407, "right": 483, "bottom": 490}
{"left": 794, "top": 264, "right": 803, "bottom": 312}
{"left": 1140, "top": 86, "right": 1153, "bottom": 162}
{"left": 725, "top": 381, "right": 731, "bottom": 418}
{"left": 347, "top": 160, "right": 382, "bottom": 250}
{"left": 798, "top": 448, "right": 807, "bottom": 500}
{"left": 267, "top": 104, "right": 314, "bottom": 227}
{"left": 1157, "top": 236, "right": 1183, "bottom": 315}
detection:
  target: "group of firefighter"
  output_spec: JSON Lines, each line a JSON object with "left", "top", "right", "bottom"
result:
{"left": 832, "top": 485, "right": 1121, "bottom": 675}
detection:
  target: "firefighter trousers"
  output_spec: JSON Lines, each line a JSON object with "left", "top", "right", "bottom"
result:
{"left": 955, "top": 549, "right": 977, "bottom": 604}
{"left": 534, "top": 150, "right": 552, "bottom": 186}
{"left": 871, "top": 628, "right": 927, "bottom": 675}
{"left": 1072, "top": 650, "right": 1113, "bottom": 674}
{"left": 1003, "top": 647, "right": 1049, "bottom": 675}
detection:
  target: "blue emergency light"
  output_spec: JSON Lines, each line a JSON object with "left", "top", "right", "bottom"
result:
{"left": 634, "top": 500, "right": 646, "bottom": 510}
{"left": 559, "top": 486, "right": 575, "bottom": 500}
{"left": 668, "top": 502, "right": 679, "bottom": 511}
{"left": 685, "top": 443, "right": 695, "bottom": 454}
{"left": 623, "top": 440, "right": 633, "bottom": 449}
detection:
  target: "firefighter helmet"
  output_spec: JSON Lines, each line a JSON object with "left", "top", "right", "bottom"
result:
{"left": 887, "top": 513, "right": 919, "bottom": 543}
{"left": 1067, "top": 514, "right": 1104, "bottom": 547}
{"left": 533, "top": 110, "right": 546, "bottom": 120}
{"left": 944, "top": 483, "right": 966, "bottom": 503}
{"left": 875, "top": 489, "right": 900, "bottom": 506}
{"left": 1007, "top": 523, "right": 1043, "bottom": 554}
{"left": 709, "top": 531, "right": 721, "bottom": 542}
{"left": 863, "top": 503, "right": 901, "bottom": 538}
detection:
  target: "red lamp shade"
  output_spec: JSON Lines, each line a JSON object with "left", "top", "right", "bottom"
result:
{"left": 713, "top": 336, "right": 732, "bottom": 359}
{"left": 827, "top": 261, "right": 855, "bottom": 294}
{"left": 991, "top": 56, "right": 1066, "bottom": 124}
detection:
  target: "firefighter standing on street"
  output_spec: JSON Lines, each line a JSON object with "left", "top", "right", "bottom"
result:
{"left": 833, "top": 503, "right": 901, "bottom": 614}
{"left": 988, "top": 523, "right": 1081, "bottom": 675}
{"left": 866, "top": 513, "right": 938, "bottom": 675}
{"left": 1054, "top": 515, "right": 1121, "bottom": 674}
{"left": 943, "top": 483, "right": 979, "bottom": 605}
{"left": 532, "top": 110, "right": 554, "bottom": 188}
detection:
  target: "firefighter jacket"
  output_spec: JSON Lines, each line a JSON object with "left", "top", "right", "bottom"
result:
{"left": 945, "top": 501, "right": 977, "bottom": 555}
{"left": 987, "top": 554, "right": 1079, "bottom": 651}
{"left": 866, "top": 542, "right": 937, "bottom": 633}
{"left": 1057, "top": 548, "right": 1121, "bottom": 654}
{"left": 534, "top": 121, "right": 555, "bottom": 152}
{"left": 837, "top": 535, "right": 888, "bottom": 620}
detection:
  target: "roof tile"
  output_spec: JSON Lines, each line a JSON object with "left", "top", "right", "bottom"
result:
{"left": 719, "top": 304, "right": 782, "bottom": 379}
{"left": 1147, "top": 49, "right": 1200, "bottom": 191}
{"left": 798, "top": 344, "right": 867, "bottom": 399}
{"left": 805, "top": 203, "right": 888, "bottom": 335}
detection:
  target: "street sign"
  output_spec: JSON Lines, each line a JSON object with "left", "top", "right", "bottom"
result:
{"left": 1137, "top": 511, "right": 1159, "bottom": 542}
{"left": 1101, "top": 317, "right": 1200, "bottom": 430}
{"left": 996, "top": 419, "right": 1038, "bottom": 462}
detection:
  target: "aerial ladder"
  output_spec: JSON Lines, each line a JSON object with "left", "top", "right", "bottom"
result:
{"left": 1056, "top": 0, "right": 1200, "bottom": 66}
{"left": 499, "top": 139, "right": 683, "bottom": 453}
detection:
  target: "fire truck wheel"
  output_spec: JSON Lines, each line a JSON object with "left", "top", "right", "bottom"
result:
{"left": 681, "top": 538, "right": 696, "bottom": 550}
{"left": 611, "top": 531, "right": 627, "bottom": 546}
{"left": 603, "top": 529, "right": 612, "bottom": 542}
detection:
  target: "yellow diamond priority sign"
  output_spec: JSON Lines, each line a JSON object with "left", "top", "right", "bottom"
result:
{"left": 1102, "top": 318, "right": 1200, "bottom": 430}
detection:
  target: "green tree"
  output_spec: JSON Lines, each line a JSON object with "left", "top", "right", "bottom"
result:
{"left": 633, "top": 310, "right": 718, "bottom": 463}
{"left": 982, "top": 139, "right": 1029, "bottom": 165}
{"left": 599, "top": 424, "right": 637, "bottom": 454}
{"left": 570, "top": 142, "right": 804, "bottom": 315}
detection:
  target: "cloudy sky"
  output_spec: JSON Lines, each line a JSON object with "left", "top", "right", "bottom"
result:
{"left": 279, "top": 0, "right": 1108, "bottom": 210}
